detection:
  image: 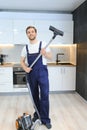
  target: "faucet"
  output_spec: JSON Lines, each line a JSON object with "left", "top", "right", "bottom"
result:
{"left": 56, "top": 53, "right": 64, "bottom": 64}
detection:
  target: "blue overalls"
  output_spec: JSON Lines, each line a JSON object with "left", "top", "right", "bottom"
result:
{"left": 26, "top": 42, "right": 50, "bottom": 124}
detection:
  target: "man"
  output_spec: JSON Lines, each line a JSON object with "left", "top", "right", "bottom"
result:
{"left": 20, "top": 26, "right": 52, "bottom": 129}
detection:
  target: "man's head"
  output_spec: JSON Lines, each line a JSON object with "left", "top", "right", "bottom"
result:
{"left": 26, "top": 26, "right": 37, "bottom": 41}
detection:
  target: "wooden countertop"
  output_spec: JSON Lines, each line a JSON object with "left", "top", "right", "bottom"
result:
{"left": 0, "top": 62, "right": 76, "bottom": 67}
{"left": 0, "top": 63, "right": 21, "bottom": 67}
{"left": 0, "top": 63, "right": 14, "bottom": 67}
{"left": 47, "top": 62, "right": 76, "bottom": 66}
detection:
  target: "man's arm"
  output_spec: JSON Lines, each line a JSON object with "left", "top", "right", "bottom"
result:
{"left": 20, "top": 56, "right": 32, "bottom": 73}
{"left": 40, "top": 48, "right": 52, "bottom": 60}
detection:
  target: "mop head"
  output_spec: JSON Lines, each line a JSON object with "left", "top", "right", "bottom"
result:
{"left": 15, "top": 113, "right": 32, "bottom": 130}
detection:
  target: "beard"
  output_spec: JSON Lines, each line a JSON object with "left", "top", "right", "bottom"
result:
{"left": 29, "top": 35, "right": 36, "bottom": 41}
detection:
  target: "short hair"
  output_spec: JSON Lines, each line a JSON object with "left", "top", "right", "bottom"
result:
{"left": 26, "top": 26, "right": 37, "bottom": 33}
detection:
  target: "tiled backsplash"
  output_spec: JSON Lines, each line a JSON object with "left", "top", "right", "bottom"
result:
{"left": 48, "top": 44, "right": 76, "bottom": 65}
{"left": 49, "top": 46, "right": 70, "bottom": 62}
{"left": 0, "top": 45, "right": 24, "bottom": 63}
{"left": 0, "top": 44, "right": 76, "bottom": 64}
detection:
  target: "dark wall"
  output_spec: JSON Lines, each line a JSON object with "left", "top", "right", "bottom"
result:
{"left": 73, "top": 0, "right": 87, "bottom": 100}
{"left": 73, "top": 0, "right": 87, "bottom": 43}
{"left": 76, "top": 44, "right": 87, "bottom": 99}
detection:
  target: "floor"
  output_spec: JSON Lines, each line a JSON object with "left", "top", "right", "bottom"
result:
{"left": 0, "top": 92, "right": 87, "bottom": 130}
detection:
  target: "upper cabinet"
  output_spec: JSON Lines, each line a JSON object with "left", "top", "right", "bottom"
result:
{"left": 13, "top": 20, "right": 35, "bottom": 44}
{"left": 0, "top": 20, "right": 13, "bottom": 44}
{"left": 35, "top": 20, "right": 73, "bottom": 44}
{"left": 0, "top": 13, "right": 73, "bottom": 44}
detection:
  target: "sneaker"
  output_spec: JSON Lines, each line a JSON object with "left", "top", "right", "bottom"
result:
{"left": 43, "top": 123, "right": 52, "bottom": 129}
{"left": 32, "top": 112, "right": 39, "bottom": 122}
{"left": 32, "top": 116, "right": 38, "bottom": 122}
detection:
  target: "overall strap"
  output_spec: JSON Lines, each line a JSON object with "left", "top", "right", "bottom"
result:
{"left": 26, "top": 45, "right": 29, "bottom": 65}
{"left": 26, "top": 44, "right": 29, "bottom": 54}
{"left": 39, "top": 41, "right": 42, "bottom": 53}
{"left": 26, "top": 42, "right": 42, "bottom": 54}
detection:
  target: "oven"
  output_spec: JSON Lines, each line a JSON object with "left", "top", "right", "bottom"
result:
{"left": 13, "top": 66, "right": 27, "bottom": 88}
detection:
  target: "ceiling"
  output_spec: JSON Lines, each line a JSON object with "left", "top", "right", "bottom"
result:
{"left": 0, "top": 0, "right": 86, "bottom": 13}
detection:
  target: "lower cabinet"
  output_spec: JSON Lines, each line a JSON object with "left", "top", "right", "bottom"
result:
{"left": 0, "top": 66, "right": 76, "bottom": 93}
{"left": 48, "top": 66, "right": 76, "bottom": 91}
{"left": 0, "top": 67, "right": 13, "bottom": 92}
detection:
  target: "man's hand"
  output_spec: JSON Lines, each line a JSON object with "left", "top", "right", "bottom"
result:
{"left": 20, "top": 57, "right": 32, "bottom": 73}
{"left": 40, "top": 48, "right": 52, "bottom": 60}
{"left": 40, "top": 48, "right": 46, "bottom": 56}
{"left": 25, "top": 67, "right": 32, "bottom": 73}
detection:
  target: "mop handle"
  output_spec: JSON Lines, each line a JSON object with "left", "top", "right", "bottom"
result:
{"left": 29, "top": 35, "right": 55, "bottom": 68}
{"left": 26, "top": 80, "right": 41, "bottom": 119}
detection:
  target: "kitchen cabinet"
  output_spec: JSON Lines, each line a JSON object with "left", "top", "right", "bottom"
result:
{"left": 0, "top": 19, "right": 73, "bottom": 44}
{"left": 35, "top": 20, "right": 73, "bottom": 44}
{"left": 48, "top": 66, "right": 62, "bottom": 91}
{"left": 0, "top": 20, "right": 13, "bottom": 44}
{"left": 0, "top": 67, "right": 13, "bottom": 92}
{"left": 61, "top": 67, "right": 76, "bottom": 90}
{"left": 13, "top": 20, "right": 35, "bottom": 44}
{"left": 48, "top": 66, "right": 76, "bottom": 91}
{"left": 0, "top": 66, "right": 76, "bottom": 92}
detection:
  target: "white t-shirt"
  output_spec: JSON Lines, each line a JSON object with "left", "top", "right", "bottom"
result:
{"left": 21, "top": 41, "right": 51, "bottom": 65}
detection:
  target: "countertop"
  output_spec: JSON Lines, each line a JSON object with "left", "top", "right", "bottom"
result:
{"left": 47, "top": 62, "right": 76, "bottom": 66}
{"left": 0, "top": 63, "right": 14, "bottom": 67}
{"left": 0, "top": 63, "right": 21, "bottom": 67}
{"left": 0, "top": 62, "right": 76, "bottom": 67}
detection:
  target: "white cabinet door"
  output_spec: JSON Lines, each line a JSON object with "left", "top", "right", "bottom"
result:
{"left": 48, "top": 66, "right": 62, "bottom": 91}
{"left": 61, "top": 67, "right": 76, "bottom": 90}
{"left": 0, "top": 67, "right": 13, "bottom": 92}
{"left": 13, "top": 20, "right": 35, "bottom": 44}
{"left": 0, "top": 20, "right": 13, "bottom": 44}
{"left": 34, "top": 20, "right": 52, "bottom": 43}
{"left": 35, "top": 20, "right": 73, "bottom": 44}
{"left": 49, "top": 21, "right": 73, "bottom": 44}
{"left": 48, "top": 66, "right": 76, "bottom": 91}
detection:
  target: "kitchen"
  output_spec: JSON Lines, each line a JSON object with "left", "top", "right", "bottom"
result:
{"left": 0, "top": 44, "right": 76, "bottom": 92}
{"left": 0, "top": 0, "right": 87, "bottom": 130}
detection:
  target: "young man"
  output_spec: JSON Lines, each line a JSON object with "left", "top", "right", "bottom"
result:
{"left": 20, "top": 26, "right": 52, "bottom": 129}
